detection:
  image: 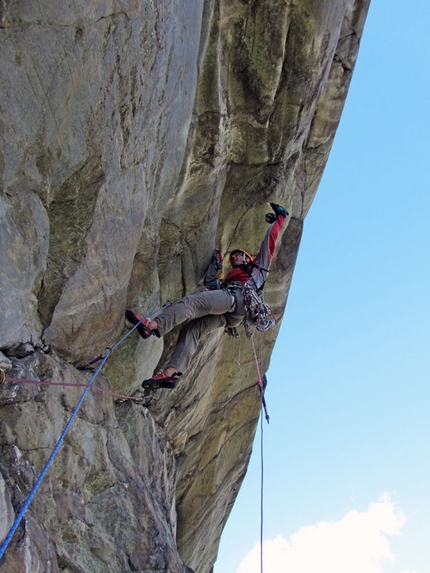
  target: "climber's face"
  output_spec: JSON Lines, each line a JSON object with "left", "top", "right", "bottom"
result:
{"left": 230, "top": 250, "right": 248, "bottom": 267}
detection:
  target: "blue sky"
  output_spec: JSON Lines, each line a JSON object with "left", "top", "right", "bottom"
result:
{"left": 215, "top": 1, "right": 430, "bottom": 572}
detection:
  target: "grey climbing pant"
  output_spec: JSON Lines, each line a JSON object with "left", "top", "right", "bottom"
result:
{"left": 154, "top": 289, "right": 245, "bottom": 374}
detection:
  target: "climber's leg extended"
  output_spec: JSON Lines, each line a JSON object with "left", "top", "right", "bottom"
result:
{"left": 128, "top": 290, "right": 235, "bottom": 340}
{"left": 142, "top": 314, "right": 226, "bottom": 390}
{"left": 156, "top": 290, "right": 234, "bottom": 335}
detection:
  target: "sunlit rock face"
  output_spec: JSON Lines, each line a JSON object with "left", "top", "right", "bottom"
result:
{"left": 0, "top": 1, "right": 370, "bottom": 571}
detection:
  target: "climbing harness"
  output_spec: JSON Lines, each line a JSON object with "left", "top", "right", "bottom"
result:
{"left": 0, "top": 300, "right": 172, "bottom": 561}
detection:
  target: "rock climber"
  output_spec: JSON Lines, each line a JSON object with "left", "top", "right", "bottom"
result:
{"left": 125, "top": 203, "right": 288, "bottom": 390}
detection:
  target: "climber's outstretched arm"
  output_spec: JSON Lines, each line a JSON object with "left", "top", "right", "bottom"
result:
{"left": 250, "top": 203, "right": 288, "bottom": 289}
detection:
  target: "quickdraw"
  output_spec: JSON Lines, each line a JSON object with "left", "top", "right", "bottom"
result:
{"left": 242, "top": 283, "right": 275, "bottom": 333}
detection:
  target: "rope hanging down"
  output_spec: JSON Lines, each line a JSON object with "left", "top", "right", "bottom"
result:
{"left": 250, "top": 335, "right": 270, "bottom": 424}
{"left": 0, "top": 301, "right": 172, "bottom": 561}
{"left": 259, "top": 398, "right": 265, "bottom": 573}
{"left": 249, "top": 331, "right": 269, "bottom": 573}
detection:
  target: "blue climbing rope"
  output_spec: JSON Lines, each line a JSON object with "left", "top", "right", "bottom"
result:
{"left": 0, "top": 301, "right": 172, "bottom": 560}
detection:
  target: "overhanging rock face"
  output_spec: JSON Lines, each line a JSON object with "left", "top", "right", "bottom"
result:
{"left": 0, "top": 1, "right": 370, "bottom": 571}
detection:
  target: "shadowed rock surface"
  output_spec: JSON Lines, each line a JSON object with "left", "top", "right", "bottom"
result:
{"left": 0, "top": 1, "right": 370, "bottom": 571}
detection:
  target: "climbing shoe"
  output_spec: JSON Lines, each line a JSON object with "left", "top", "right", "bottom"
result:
{"left": 142, "top": 371, "right": 178, "bottom": 390}
{"left": 125, "top": 310, "right": 160, "bottom": 339}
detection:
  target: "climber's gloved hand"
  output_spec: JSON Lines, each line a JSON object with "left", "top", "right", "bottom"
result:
{"left": 212, "top": 249, "right": 223, "bottom": 270}
{"left": 269, "top": 202, "right": 288, "bottom": 218}
{"left": 265, "top": 212, "right": 276, "bottom": 224}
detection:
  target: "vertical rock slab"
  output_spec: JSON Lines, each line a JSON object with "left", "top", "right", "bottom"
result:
{"left": 0, "top": 193, "right": 48, "bottom": 349}
{"left": 0, "top": 0, "right": 205, "bottom": 363}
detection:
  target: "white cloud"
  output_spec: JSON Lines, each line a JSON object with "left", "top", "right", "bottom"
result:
{"left": 237, "top": 494, "right": 413, "bottom": 573}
